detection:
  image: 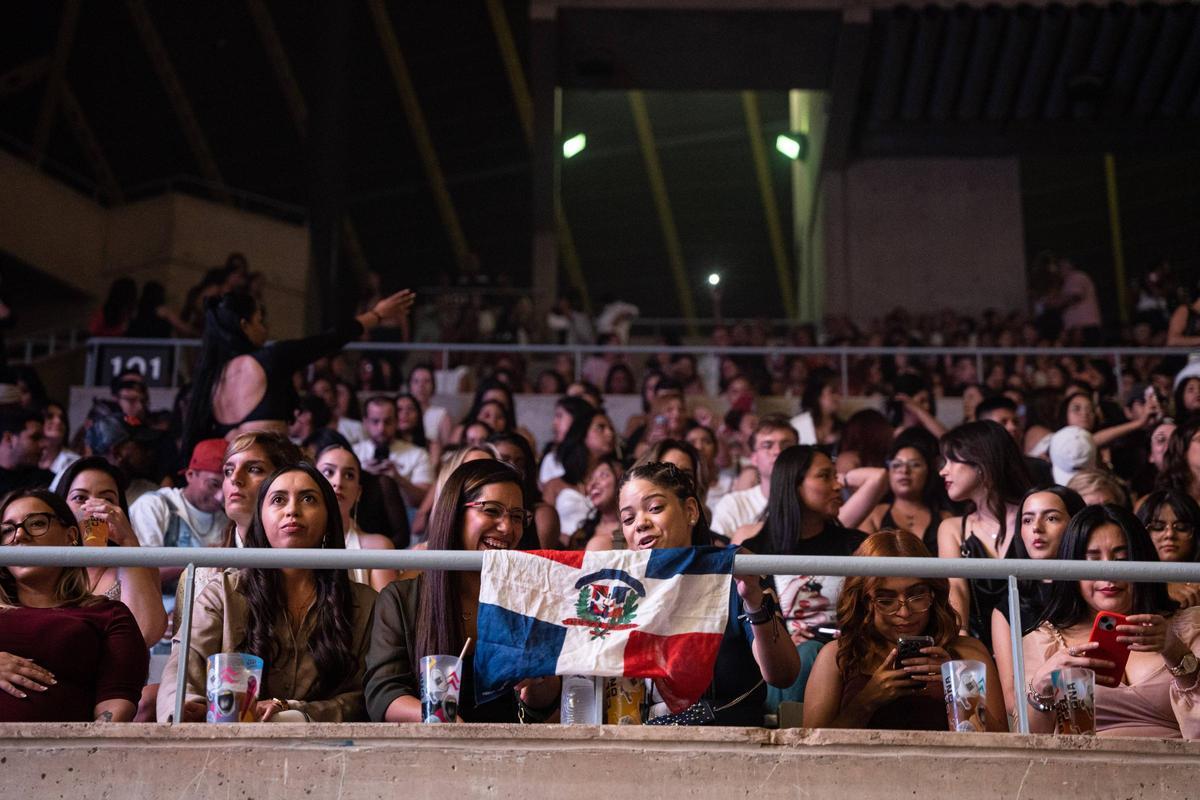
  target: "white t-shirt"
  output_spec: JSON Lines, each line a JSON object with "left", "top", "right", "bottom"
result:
{"left": 423, "top": 405, "right": 449, "bottom": 443}
{"left": 337, "top": 417, "right": 364, "bottom": 445}
{"left": 704, "top": 471, "right": 737, "bottom": 519}
{"left": 129, "top": 487, "right": 229, "bottom": 548}
{"left": 710, "top": 486, "right": 768, "bottom": 537}
{"left": 555, "top": 486, "right": 593, "bottom": 539}
{"left": 791, "top": 411, "right": 817, "bottom": 445}
{"left": 538, "top": 450, "right": 565, "bottom": 485}
{"left": 353, "top": 439, "right": 434, "bottom": 485}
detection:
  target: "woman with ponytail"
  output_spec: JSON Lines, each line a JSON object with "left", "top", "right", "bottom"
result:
{"left": 181, "top": 288, "right": 414, "bottom": 457}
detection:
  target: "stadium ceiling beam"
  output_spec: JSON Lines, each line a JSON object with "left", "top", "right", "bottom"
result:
{"left": 0, "top": 57, "right": 50, "bottom": 98}
{"left": 628, "top": 91, "right": 698, "bottom": 334}
{"left": 483, "top": 0, "right": 589, "bottom": 312}
{"left": 742, "top": 91, "right": 797, "bottom": 320}
{"left": 32, "top": 0, "right": 81, "bottom": 167}
{"left": 60, "top": 84, "right": 123, "bottom": 203}
{"left": 245, "top": 0, "right": 368, "bottom": 278}
{"left": 366, "top": 0, "right": 471, "bottom": 271}
{"left": 823, "top": 9, "right": 871, "bottom": 171}
{"left": 125, "top": 0, "right": 228, "bottom": 198}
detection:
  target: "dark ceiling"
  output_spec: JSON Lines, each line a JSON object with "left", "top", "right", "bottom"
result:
{"left": 2, "top": 2, "right": 1199, "bottom": 322}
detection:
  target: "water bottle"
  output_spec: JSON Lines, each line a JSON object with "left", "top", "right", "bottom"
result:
{"left": 560, "top": 675, "right": 600, "bottom": 725}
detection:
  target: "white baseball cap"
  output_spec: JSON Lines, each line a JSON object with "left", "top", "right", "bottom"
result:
{"left": 1049, "top": 425, "right": 1097, "bottom": 487}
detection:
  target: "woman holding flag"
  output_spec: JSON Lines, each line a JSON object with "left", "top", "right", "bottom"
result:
{"left": 618, "top": 462, "right": 800, "bottom": 724}
{"left": 364, "top": 459, "right": 562, "bottom": 722}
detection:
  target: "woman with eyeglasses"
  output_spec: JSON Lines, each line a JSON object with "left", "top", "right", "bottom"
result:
{"left": 1137, "top": 490, "right": 1200, "bottom": 608}
{"left": 0, "top": 490, "right": 149, "bottom": 721}
{"left": 803, "top": 530, "right": 1006, "bottom": 731}
{"left": 365, "top": 460, "right": 561, "bottom": 722}
{"left": 157, "top": 463, "right": 377, "bottom": 722}
{"left": 1022, "top": 504, "right": 1200, "bottom": 737}
{"left": 862, "top": 433, "right": 951, "bottom": 553}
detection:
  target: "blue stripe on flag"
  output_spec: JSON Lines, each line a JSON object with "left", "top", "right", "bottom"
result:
{"left": 473, "top": 602, "right": 567, "bottom": 704}
{"left": 644, "top": 545, "right": 737, "bottom": 580}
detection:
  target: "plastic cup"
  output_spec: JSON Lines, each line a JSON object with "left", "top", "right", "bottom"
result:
{"left": 419, "top": 655, "right": 463, "bottom": 723}
{"left": 1051, "top": 667, "right": 1096, "bottom": 735}
{"left": 82, "top": 517, "right": 109, "bottom": 547}
{"left": 206, "top": 653, "right": 264, "bottom": 723}
{"left": 941, "top": 659, "right": 988, "bottom": 732}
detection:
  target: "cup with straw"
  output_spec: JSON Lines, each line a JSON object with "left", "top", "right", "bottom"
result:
{"left": 418, "top": 638, "right": 471, "bottom": 723}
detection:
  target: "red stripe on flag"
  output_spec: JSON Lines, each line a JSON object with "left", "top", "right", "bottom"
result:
{"left": 622, "top": 630, "right": 724, "bottom": 713}
{"left": 526, "top": 549, "right": 585, "bottom": 569}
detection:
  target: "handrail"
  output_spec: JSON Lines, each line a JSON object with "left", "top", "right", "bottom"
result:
{"left": 5, "top": 546, "right": 1199, "bottom": 733}
{"left": 84, "top": 336, "right": 1197, "bottom": 395}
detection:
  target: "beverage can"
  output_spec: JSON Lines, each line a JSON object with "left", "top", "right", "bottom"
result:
{"left": 604, "top": 677, "right": 645, "bottom": 725}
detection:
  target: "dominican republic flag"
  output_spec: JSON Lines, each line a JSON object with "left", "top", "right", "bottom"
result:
{"left": 474, "top": 546, "right": 736, "bottom": 713}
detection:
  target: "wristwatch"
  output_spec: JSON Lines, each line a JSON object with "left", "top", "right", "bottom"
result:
{"left": 1167, "top": 651, "right": 1199, "bottom": 678}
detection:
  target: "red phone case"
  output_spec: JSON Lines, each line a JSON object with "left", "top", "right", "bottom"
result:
{"left": 1087, "top": 611, "right": 1131, "bottom": 684}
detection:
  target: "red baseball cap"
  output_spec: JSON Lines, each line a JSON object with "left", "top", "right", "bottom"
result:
{"left": 188, "top": 438, "right": 228, "bottom": 473}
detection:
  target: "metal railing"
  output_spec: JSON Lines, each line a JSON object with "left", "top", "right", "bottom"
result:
{"left": 4, "top": 546, "right": 1199, "bottom": 735}
{"left": 83, "top": 336, "right": 1197, "bottom": 395}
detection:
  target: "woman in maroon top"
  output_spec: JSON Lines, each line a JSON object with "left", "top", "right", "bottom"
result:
{"left": 0, "top": 490, "right": 148, "bottom": 722}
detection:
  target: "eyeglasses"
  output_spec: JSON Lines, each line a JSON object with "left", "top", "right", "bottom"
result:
{"left": 0, "top": 513, "right": 57, "bottom": 545}
{"left": 1148, "top": 520, "right": 1195, "bottom": 537}
{"left": 464, "top": 501, "right": 531, "bottom": 528}
{"left": 871, "top": 590, "right": 934, "bottom": 615}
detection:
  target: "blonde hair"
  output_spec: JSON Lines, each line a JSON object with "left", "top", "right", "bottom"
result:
{"left": 0, "top": 490, "right": 98, "bottom": 610}
{"left": 1067, "top": 468, "right": 1130, "bottom": 508}
{"left": 434, "top": 444, "right": 498, "bottom": 504}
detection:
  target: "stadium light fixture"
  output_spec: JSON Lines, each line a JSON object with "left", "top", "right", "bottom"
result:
{"left": 775, "top": 133, "right": 808, "bottom": 161}
{"left": 562, "top": 133, "right": 587, "bottom": 159}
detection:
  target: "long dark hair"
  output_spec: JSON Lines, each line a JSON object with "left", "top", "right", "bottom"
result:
{"left": 1006, "top": 485, "right": 1086, "bottom": 562}
{"left": 1156, "top": 418, "right": 1200, "bottom": 496}
{"left": 459, "top": 378, "right": 518, "bottom": 428}
{"left": 557, "top": 405, "right": 608, "bottom": 485}
{"left": 940, "top": 420, "right": 1033, "bottom": 549}
{"left": 1137, "top": 489, "right": 1200, "bottom": 562}
{"left": 1038, "top": 504, "right": 1176, "bottom": 629}
{"left": 618, "top": 461, "right": 714, "bottom": 546}
{"left": 415, "top": 460, "right": 525, "bottom": 671}
{"left": 885, "top": 428, "right": 948, "bottom": 516}
{"left": 394, "top": 393, "right": 429, "bottom": 448}
{"left": 239, "top": 463, "right": 356, "bottom": 698}
{"left": 1174, "top": 377, "right": 1200, "bottom": 424}
{"left": 181, "top": 292, "right": 258, "bottom": 457}
{"left": 54, "top": 456, "right": 132, "bottom": 516}
{"left": 101, "top": 278, "right": 137, "bottom": 329}
{"left": 755, "top": 445, "right": 828, "bottom": 556}
{"left": 801, "top": 368, "right": 838, "bottom": 428}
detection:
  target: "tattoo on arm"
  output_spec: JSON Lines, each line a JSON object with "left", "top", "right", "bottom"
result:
{"left": 95, "top": 710, "right": 114, "bottom": 723}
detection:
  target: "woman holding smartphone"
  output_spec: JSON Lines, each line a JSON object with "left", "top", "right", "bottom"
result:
{"left": 803, "top": 530, "right": 1006, "bottom": 731}
{"left": 1022, "top": 504, "right": 1200, "bottom": 737}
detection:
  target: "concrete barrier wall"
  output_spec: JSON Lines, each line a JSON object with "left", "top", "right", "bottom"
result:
{"left": 2, "top": 724, "right": 1197, "bottom": 799}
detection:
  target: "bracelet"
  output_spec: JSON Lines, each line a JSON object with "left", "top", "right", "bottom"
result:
{"left": 1025, "top": 683, "right": 1055, "bottom": 713}
{"left": 738, "top": 592, "right": 778, "bottom": 626}
{"left": 515, "top": 693, "right": 560, "bottom": 724}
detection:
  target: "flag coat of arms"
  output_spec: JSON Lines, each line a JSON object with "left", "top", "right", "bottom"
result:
{"left": 474, "top": 546, "right": 736, "bottom": 713}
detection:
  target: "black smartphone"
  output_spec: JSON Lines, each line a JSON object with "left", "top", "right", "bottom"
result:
{"left": 895, "top": 636, "right": 934, "bottom": 668}
{"left": 373, "top": 443, "right": 390, "bottom": 462}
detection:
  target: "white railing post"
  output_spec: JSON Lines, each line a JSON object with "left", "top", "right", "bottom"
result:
{"left": 172, "top": 563, "right": 197, "bottom": 725}
{"left": 1007, "top": 576, "right": 1029, "bottom": 734}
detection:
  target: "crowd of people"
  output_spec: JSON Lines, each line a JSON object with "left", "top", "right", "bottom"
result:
{"left": 2, "top": 265, "right": 1200, "bottom": 736}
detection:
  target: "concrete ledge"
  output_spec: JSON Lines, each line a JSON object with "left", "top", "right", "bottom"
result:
{"left": 3, "top": 724, "right": 1197, "bottom": 798}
